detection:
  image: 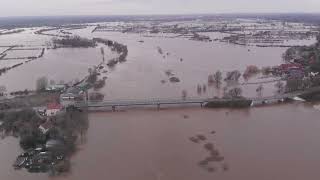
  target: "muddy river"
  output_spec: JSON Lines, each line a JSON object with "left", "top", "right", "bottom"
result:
{"left": 0, "top": 26, "right": 287, "bottom": 97}
{"left": 1, "top": 103, "right": 320, "bottom": 180}
{"left": 0, "top": 23, "right": 320, "bottom": 180}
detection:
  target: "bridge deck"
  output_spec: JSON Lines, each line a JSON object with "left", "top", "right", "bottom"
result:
{"left": 75, "top": 94, "right": 296, "bottom": 108}
{"left": 71, "top": 85, "right": 320, "bottom": 109}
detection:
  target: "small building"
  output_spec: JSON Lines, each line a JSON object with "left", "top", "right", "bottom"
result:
{"left": 46, "top": 103, "right": 63, "bottom": 116}
{"left": 39, "top": 121, "right": 53, "bottom": 134}
{"left": 60, "top": 87, "right": 85, "bottom": 107}
{"left": 279, "top": 63, "right": 303, "bottom": 73}
{"left": 46, "top": 84, "right": 66, "bottom": 92}
{"left": 287, "top": 69, "right": 304, "bottom": 79}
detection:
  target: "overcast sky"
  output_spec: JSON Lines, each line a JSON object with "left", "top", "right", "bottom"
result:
{"left": 1, "top": 0, "right": 319, "bottom": 17}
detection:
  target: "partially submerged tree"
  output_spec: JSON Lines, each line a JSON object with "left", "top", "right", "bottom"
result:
{"left": 182, "top": 90, "right": 187, "bottom": 100}
{"left": 225, "top": 70, "right": 241, "bottom": 82}
{"left": 274, "top": 81, "right": 285, "bottom": 94}
{"left": 226, "top": 87, "right": 243, "bottom": 99}
{"left": 50, "top": 80, "right": 56, "bottom": 85}
{"left": 213, "top": 71, "right": 223, "bottom": 88}
{"left": 256, "top": 84, "right": 264, "bottom": 97}
{"left": 208, "top": 75, "right": 214, "bottom": 85}
{"left": 243, "top": 65, "right": 260, "bottom": 80}
{"left": 100, "top": 47, "right": 105, "bottom": 62}
{"left": 316, "top": 34, "right": 320, "bottom": 46}
{"left": 36, "top": 76, "right": 48, "bottom": 91}
{"left": 52, "top": 36, "right": 96, "bottom": 48}
{"left": 0, "top": 85, "right": 6, "bottom": 96}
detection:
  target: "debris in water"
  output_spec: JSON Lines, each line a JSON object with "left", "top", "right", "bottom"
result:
{"left": 189, "top": 137, "right": 199, "bottom": 143}
{"left": 204, "top": 143, "right": 214, "bottom": 151}
{"left": 169, "top": 77, "right": 180, "bottom": 83}
{"left": 165, "top": 70, "right": 174, "bottom": 76}
{"left": 207, "top": 167, "right": 216, "bottom": 172}
{"left": 222, "top": 163, "right": 229, "bottom": 171}
{"left": 183, "top": 115, "right": 189, "bottom": 119}
{"left": 197, "top": 135, "right": 206, "bottom": 141}
{"left": 198, "top": 160, "right": 209, "bottom": 166}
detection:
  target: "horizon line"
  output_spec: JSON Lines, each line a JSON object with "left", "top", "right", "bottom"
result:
{"left": 1, "top": 12, "right": 320, "bottom": 19}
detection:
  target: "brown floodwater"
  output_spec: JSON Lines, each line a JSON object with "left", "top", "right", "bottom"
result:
{"left": 0, "top": 26, "right": 313, "bottom": 98}
{"left": 1, "top": 25, "right": 320, "bottom": 180}
{"left": 85, "top": 31, "right": 288, "bottom": 99}
{"left": 1, "top": 103, "right": 320, "bottom": 180}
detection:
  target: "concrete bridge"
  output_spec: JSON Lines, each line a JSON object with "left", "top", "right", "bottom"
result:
{"left": 74, "top": 93, "right": 300, "bottom": 111}
{"left": 72, "top": 86, "right": 320, "bottom": 111}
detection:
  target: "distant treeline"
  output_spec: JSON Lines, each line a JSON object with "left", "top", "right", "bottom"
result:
{"left": 0, "top": 29, "right": 24, "bottom": 36}
{"left": 53, "top": 36, "right": 97, "bottom": 48}
{"left": 1, "top": 14, "right": 320, "bottom": 29}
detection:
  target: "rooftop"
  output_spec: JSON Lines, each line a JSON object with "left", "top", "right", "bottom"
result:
{"left": 47, "top": 102, "right": 63, "bottom": 110}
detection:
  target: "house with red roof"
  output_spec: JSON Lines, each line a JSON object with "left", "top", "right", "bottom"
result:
{"left": 279, "top": 63, "right": 303, "bottom": 73}
{"left": 46, "top": 102, "right": 63, "bottom": 116}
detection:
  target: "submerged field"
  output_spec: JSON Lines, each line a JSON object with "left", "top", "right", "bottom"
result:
{"left": 0, "top": 18, "right": 320, "bottom": 180}
{"left": 1, "top": 19, "right": 313, "bottom": 98}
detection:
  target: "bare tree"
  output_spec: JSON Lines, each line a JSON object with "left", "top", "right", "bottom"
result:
{"left": 197, "top": 84, "right": 202, "bottom": 95}
{"left": 223, "top": 86, "right": 228, "bottom": 97}
{"left": 0, "top": 85, "right": 6, "bottom": 93}
{"left": 226, "top": 87, "right": 242, "bottom": 99}
{"left": 50, "top": 80, "right": 56, "bottom": 85}
{"left": 88, "top": 67, "right": 93, "bottom": 75}
{"left": 203, "top": 84, "right": 207, "bottom": 93}
{"left": 100, "top": 47, "right": 105, "bottom": 62}
{"left": 213, "top": 71, "right": 222, "bottom": 88}
{"left": 274, "top": 81, "right": 285, "bottom": 94}
{"left": 256, "top": 84, "right": 264, "bottom": 97}
{"left": 302, "top": 77, "right": 312, "bottom": 89}
{"left": 208, "top": 75, "right": 214, "bottom": 85}
{"left": 36, "top": 76, "right": 48, "bottom": 91}
{"left": 0, "top": 85, "right": 6, "bottom": 96}
{"left": 59, "top": 80, "right": 65, "bottom": 85}
{"left": 225, "top": 70, "right": 240, "bottom": 82}
{"left": 182, "top": 90, "right": 187, "bottom": 100}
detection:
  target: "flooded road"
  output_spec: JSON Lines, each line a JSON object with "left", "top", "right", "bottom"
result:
{"left": 1, "top": 103, "right": 320, "bottom": 180}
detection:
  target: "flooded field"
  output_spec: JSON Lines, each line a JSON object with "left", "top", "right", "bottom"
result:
{"left": 87, "top": 31, "right": 287, "bottom": 99}
{"left": 1, "top": 103, "right": 320, "bottom": 180}
{"left": 0, "top": 26, "right": 290, "bottom": 97}
{"left": 0, "top": 17, "right": 320, "bottom": 180}
{"left": 0, "top": 47, "right": 103, "bottom": 92}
